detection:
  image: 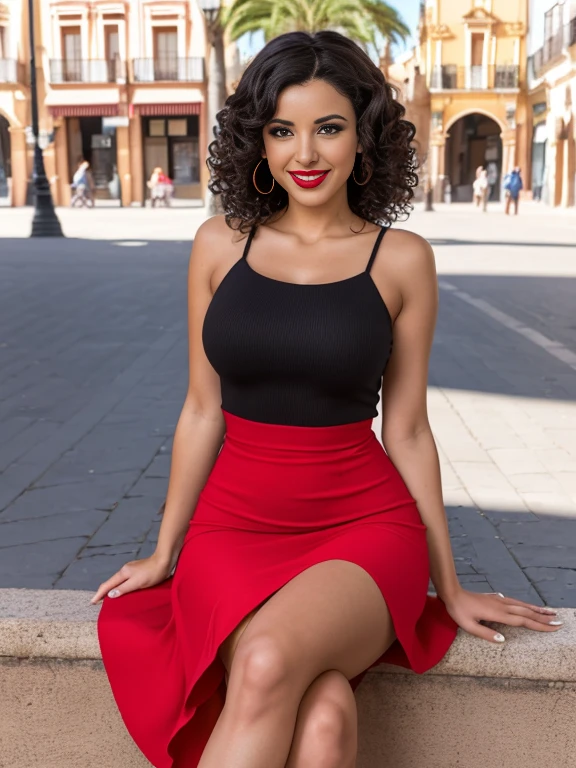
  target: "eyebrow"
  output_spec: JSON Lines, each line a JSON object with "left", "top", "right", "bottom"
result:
{"left": 267, "top": 114, "right": 348, "bottom": 126}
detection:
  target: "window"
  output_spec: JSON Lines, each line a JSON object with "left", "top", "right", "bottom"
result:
{"left": 470, "top": 32, "right": 484, "bottom": 88}
{"left": 62, "top": 26, "right": 82, "bottom": 81}
{"left": 153, "top": 27, "right": 178, "bottom": 79}
{"left": 105, "top": 25, "right": 120, "bottom": 80}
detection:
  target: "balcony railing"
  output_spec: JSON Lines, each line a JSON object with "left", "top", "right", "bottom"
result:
{"left": 49, "top": 58, "right": 126, "bottom": 84}
{"left": 532, "top": 18, "right": 576, "bottom": 78}
{"left": 430, "top": 64, "right": 519, "bottom": 90}
{"left": 132, "top": 57, "right": 204, "bottom": 82}
{"left": 0, "top": 59, "right": 25, "bottom": 83}
{"left": 544, "top": 29, "right": 564, "bottom": 61}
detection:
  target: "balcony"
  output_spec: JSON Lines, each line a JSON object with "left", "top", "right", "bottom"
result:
{"left": 0, "top": 59, "right": 25, "bottom": 84}
{"left": 430, "top": 64, "right": 519, "bottom": 90}
{"left": 132, "top": 57, "right": 204, "bottom": 83}
{"left": 531, "top": 19, "right": 576, "bottom": 78}
{"left": 49, "top": 59, "right": 126, "bottom": 84}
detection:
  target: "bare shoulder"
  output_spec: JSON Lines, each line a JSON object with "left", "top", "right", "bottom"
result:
{"left": 377, "top": 226, "right": 436, "bottom": 292}
{"left": 193, "top": 214, "right": 248, "bottom": 250}
{"left": 384, "top": 227, "right": 435, "bottom": 273}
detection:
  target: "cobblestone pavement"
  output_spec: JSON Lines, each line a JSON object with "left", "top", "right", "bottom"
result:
{"left": 1, "top": 202, "right": 575, "bottom": 607}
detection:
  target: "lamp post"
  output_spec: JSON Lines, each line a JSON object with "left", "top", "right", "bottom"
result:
{"left": 27, "top": 0, "right": 63, "bottom": 236}
{"left": 199, "top": 0, "right": 226, "bottom": 217}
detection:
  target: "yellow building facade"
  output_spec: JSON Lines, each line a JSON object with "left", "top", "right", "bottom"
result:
{"left": 0, "top": 0, "right": 240, "bottom": 208}
{"left": 389, "top": 0, "right": 529, "bottom": 203}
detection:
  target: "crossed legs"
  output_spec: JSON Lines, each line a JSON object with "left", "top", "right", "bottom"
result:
{"left": 198, "top": 559, "right": 396, "bottom": 768}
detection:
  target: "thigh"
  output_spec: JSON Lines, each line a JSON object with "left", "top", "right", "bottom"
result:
{"left": 231, "top": 560, "right": 396, "bottom": 686}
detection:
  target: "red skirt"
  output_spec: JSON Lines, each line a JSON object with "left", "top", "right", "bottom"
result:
{"left": 97, "top": 409, "right": 458, "bottom": 768}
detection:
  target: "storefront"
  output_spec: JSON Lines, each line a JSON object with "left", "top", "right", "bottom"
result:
{"left": 66, "top": 115, "right": 121, "bottom": 202}
{"left": 141, "top": 113, "right": 200, "bottom": 199}
{"left": 131, "top": 90, "right": 203, "bottom": 202}
{"left": 0, "top": 114, "right": 10, "bottom": 202}
{"left": 531, "top": 120, "right": 547, "bottom": 202}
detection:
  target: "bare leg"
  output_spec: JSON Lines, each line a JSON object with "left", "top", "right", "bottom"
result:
{"left": 285, "top": 670, "right": 357, "bottom": 768}
{"left": 198, "top": 559, "right": 396, "bottom": 768}
{"left": 221, "top": 626, "right": 357, "bottom": 768}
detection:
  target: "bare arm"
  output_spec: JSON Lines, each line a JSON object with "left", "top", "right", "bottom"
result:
{"left": 154, "top": 218, "right": 228, "bottom": 571}
{"left": 377, "top": 231, "right": 460, "bottom": 602}
{"left": 91, "top": 216, "right": 229, "bottom": 602}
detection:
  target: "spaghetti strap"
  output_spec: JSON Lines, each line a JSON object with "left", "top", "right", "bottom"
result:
{"left": 242, "top": 224, "right": 258, "bottom": 260}
{"left": 365, "top": 225, "right": 389, "bottom": 274}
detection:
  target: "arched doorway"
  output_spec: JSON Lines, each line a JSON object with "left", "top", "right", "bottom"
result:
{"left": 445, "top": 113, "right": 503, "bottom": 202}
{"left": 0, "top": 115, "right": 11, "bottom": 204}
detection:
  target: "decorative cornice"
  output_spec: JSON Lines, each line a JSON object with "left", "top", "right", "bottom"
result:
{"left": 429, "top": 24, "right": 453, "bottom": 40}
{"left": 462, "top": 7, "right": 500, "bottom": 26}
{"left": 502, "top": 21, "right": 526, "bottom": 36}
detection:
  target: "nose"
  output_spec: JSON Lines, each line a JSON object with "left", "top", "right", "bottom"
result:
{"left": 293, "top": 134, "right": 319, "bottom": 166}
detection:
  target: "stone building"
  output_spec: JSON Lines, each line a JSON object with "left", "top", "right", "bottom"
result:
{"left": 527, "top": 0, "right": 576, "bottom": 208}
{"left": 387, "top": 0, "right": 529, "bottom": 203}
{"left": 0, "top": 0, "right": 240, "bottom": 207}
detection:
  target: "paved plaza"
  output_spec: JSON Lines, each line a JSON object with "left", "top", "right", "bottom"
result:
{"left": 0, "top": 200, "right": 575, "bottom": 607}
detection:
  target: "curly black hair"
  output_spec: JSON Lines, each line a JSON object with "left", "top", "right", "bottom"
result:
{"left": 207, "top": 30, "right": 418, "bottom": 234}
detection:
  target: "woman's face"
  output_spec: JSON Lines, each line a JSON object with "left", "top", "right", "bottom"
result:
{"left": 261, "top": 79, "right": 361, "bottom": 205}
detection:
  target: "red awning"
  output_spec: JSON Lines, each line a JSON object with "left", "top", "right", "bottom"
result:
{"left": 49, "top": 104, "right": 119, "bottom": 117}
{"left": 133, "top": 103, "right": 202, "bottom": 116}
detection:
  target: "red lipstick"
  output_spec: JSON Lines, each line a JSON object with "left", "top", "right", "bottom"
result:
{"left": 287, "top": 170, "right": 331, "bottom": 188}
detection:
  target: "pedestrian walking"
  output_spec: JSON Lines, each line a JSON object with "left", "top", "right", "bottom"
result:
{"left": 70, "top": 159, "right": 95, "bottom": 207}
{"left": 472, "top": 167, "right": 489, "bottom": 211}
{"left": 92, "top": 30, "right": 563, "bottom": 768}
{"left": 504, "top": 166, "right": 523, "bottom": 215}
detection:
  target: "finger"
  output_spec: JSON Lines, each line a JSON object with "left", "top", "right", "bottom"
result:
{"left": 90, "top": 568, "right": 131, "bottom": 604}
{"left": 463, "top": 620, "right": 507, "bottom": 644}
{"left": 497, "top": 595, "right": 558, "bottom": 614}
{"left": 503, "top": 604, "right": 564, "bottom": 627}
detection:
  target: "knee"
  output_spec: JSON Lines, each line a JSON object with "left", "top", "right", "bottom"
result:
{"left": 306, "top": 697, "right": 356, "bottom": 766}
{"left": 227, "top": 633, "right": 296, "bottom": 716}
{"left": 294, "top": 671, "right": 357, "bottom": 767}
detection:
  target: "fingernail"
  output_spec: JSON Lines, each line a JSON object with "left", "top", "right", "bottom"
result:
{"left": 494, "top": 633, "right": 505, "bottom": 642}
{"left": 541, "top": 607, "right": 557, "bottom": 614}
{"left": 548, "top": 620, "right": 563, "bottom": 626}
{"left": 108, "top": 589, "right": 120, "bottom": 598}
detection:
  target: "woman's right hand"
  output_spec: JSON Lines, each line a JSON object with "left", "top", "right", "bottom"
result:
{"left": 90, "top": 552, "right": 175, "bottom": 605}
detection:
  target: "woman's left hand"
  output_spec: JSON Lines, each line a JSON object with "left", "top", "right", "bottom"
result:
{"left": 442, "top": 587, "right": 563, "bottom": 644}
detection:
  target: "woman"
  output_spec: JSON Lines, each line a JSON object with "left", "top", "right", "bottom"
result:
{"left": 472, "top": 168, "right": 489, "bottom": 212}
{"left": 92, "top": 31, "right": 562, "bottom": 768}
{"left": 148, "top": 166, "right": 174, "bottom": 206}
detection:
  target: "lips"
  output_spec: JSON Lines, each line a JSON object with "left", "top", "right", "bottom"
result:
{"left": 287, "top": 170, "right": 331, "bottom": 189}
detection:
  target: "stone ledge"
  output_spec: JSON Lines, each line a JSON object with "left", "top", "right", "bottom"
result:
{"left": 1, "top": 589, "right": 575, "bottom": 682}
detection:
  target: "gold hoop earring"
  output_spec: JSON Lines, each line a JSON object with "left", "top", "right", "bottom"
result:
{"left": 352, "top": 165, "right": 372, "bottom": 186}
{"left": 253, "top": 158, "right": 275, "bottom": 195}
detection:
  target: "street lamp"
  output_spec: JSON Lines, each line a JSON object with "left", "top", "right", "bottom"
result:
{"left": 27, "top": 0, "right": 63, "bottom": 236}
{"left": 199, "top": 0, "right": 226, "bottom": 216}
{"left": 199, "top": 0, "right": 221, "bottom": 24}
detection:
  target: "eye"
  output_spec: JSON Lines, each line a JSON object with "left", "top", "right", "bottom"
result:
{"left": 318, "top": 123, "right": 343, "bottom": 135}
{"left": 268, "top": 123, "right": 344, "bottom": 138}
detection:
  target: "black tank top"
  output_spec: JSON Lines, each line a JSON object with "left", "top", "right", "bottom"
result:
{"left": 202, "top": 223, "right": 392, "bottom": 426}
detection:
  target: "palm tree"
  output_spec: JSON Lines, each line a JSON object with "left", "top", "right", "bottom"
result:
{"left": 222, "top": 0, "right": 410, "bottom": 59}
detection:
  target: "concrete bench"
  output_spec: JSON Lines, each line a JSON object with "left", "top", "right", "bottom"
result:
{"left": 1, "top": 588, "right": 574, "bottom": 768}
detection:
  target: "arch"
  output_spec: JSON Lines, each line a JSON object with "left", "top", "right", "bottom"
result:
{"left": 445, "top": 108, "right": 506, "bottom": 136}
{"left": 444, "top": 112, "right": 503, "bottom": 203}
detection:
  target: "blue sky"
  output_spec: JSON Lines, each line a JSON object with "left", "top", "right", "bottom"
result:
{"left": 235, "top": 0, "right": 422, "bottom": 62}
